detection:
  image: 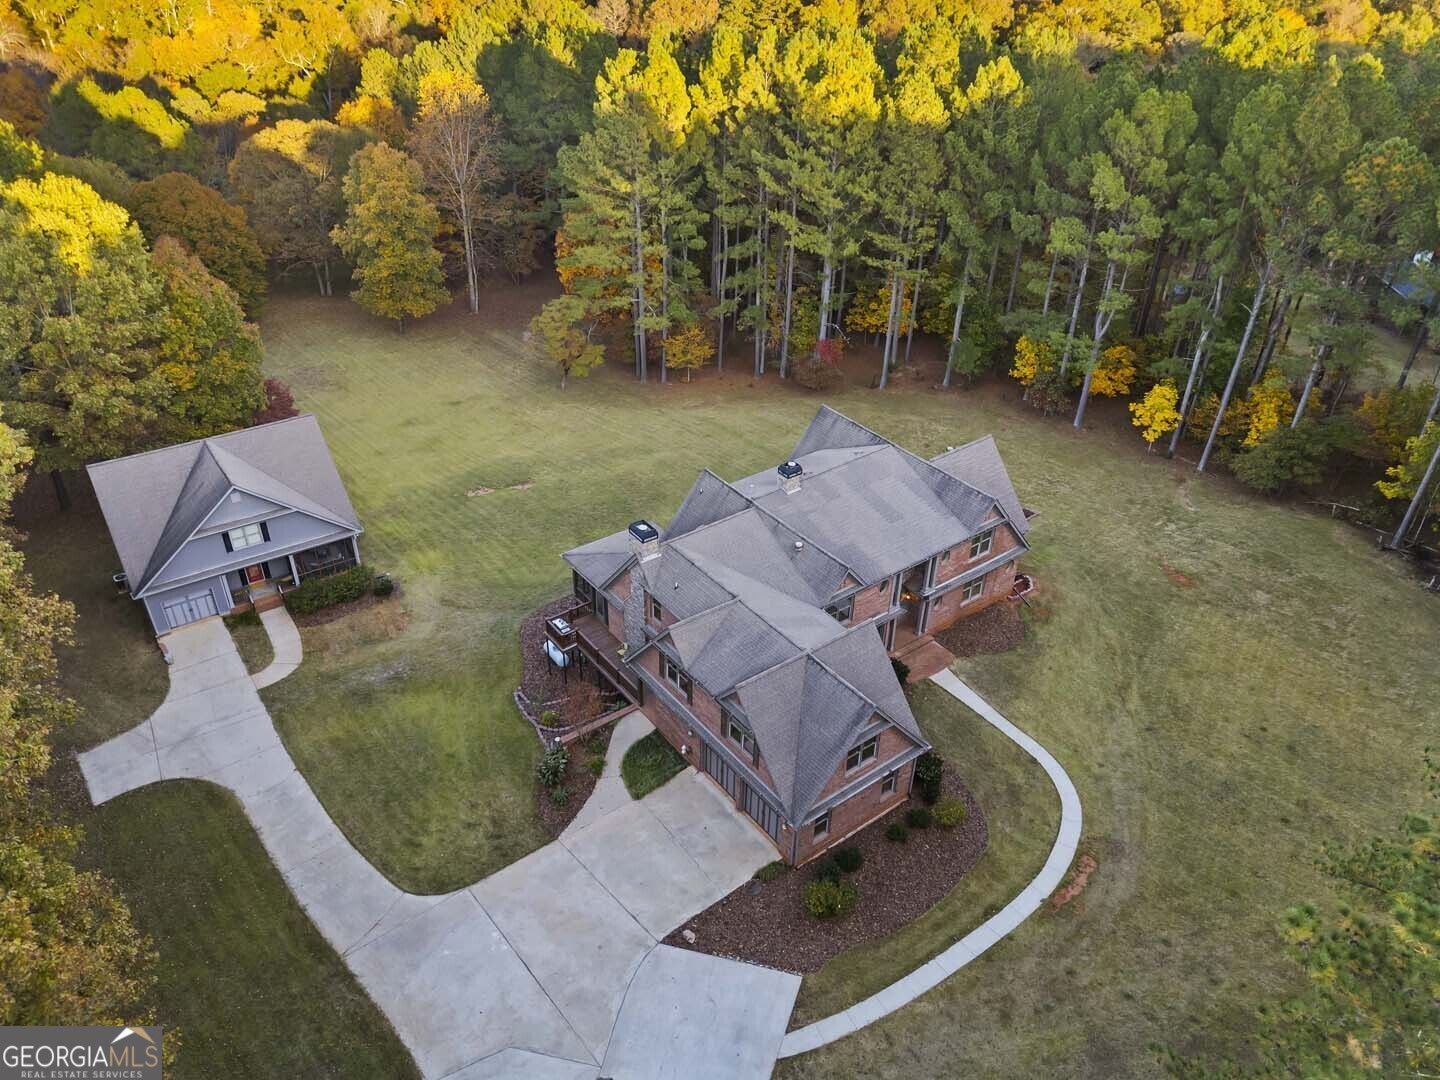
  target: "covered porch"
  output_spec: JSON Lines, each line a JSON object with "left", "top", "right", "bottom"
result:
{"left": 227, "top": 536, "right": 360, "bottom": 609}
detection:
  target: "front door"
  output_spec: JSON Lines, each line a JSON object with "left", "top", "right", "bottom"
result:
{"left": 245, "top": 564, "right": 265, "bottom": 584}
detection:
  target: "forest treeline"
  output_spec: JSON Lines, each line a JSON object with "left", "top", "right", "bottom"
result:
{"left": 4, "top": 0, "right": 1440, "bottom": 528}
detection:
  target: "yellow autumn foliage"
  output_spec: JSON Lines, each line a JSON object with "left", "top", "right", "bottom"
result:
{"left": 1243, "top": 371, "right": 1293, "bottom": 447}
{"left": 845, "top": 283, "right": 913, "bottom": 336}
{"left": 1009, "top": 335, "right": 1054, "bottom": 387}
{"left": 1129, "top": 380, "right": 1180, "bottom": 446}
{"left": 1090, "top": 344, "right": 1138, "bottom": 397}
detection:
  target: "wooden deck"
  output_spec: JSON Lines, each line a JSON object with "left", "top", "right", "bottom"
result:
{"left": 573, "top": 612, "right": 641, "bottom": 699}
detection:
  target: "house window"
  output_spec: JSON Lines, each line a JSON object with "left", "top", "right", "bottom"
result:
{"left": 846, "top": 736, "right": 879, "bottom": 772}
{"left": 969, "top": 527, "right": 995, "bottom": 559}
{"left": 573, "top": 572, "right": 594, "bottom": 603}
{"left": 662, "top": 654, "right": 693, "bottom": 703}
{"left": 825, "top": 596, "right": 853, "bottom": 622}
{"left": 962, "top": 575, "right": 986, "bottom": 604}
{"left": 881, "top": 770, "right": 898, "bottom": 795}
{"left": 813, "top": 812, "right": 830, "bottom": 839}
{"left": 725, "top": 712, "right": 759, "bottom": 764}
{"left": 650, "top": 596, "right": 664, "bottom": 622}
{"left": 226, "top": 523, "right": 264, "bottom": 551}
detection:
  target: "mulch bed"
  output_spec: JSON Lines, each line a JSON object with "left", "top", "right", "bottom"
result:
{"left": 662, "top": 767, "right": 988, "bottom": 974}
{"left": 515, "top": 596, "right": 604, "bottom": 722}
{"left": 534, "top": 723, "right": 614, "bottom": 838}
{"left": 932, "top": 598, "right": 1027, "bottom": 657}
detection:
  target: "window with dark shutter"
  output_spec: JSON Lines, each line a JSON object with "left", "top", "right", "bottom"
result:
{"left": 259, "top": 520, "right": 270, "bottom": 543}
{"left": 222, "top": 532, "right": 233, "bottom": 552}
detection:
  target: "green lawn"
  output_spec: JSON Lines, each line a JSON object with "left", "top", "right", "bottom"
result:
{"left": 621, "top": 730, "right": 687, "bottom": 799}
{"left": 224, "top": 610, "right": 273, "bottom": 675}
{"left": 23, "top": 281, "right": 1440, "bottom": 1079}
{"left": 78, "top": 783, "right": 419, "bottom": 1080}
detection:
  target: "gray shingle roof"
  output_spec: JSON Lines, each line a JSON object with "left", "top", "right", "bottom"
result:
{"left": 86, "top": 415, "right": 361, "bottom": 592}
{"left": 930, "top": 435, "right": 1031, "bottom": 535}
{"left": 561, "top": 406, "right": 1029, "bottom": 826}
{"left": 561, "top": 529, "right": 635, "bottom": 589}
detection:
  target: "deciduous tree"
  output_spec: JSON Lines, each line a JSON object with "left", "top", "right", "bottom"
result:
{"left": 332, "top": 142, "right": 449, "bottom": 330}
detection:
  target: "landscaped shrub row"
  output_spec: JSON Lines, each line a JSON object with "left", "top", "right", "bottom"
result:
{"left": 285, "top": 565, "right": 377, "bottom": 615}
{"left": 804, "top": 845, "right": 865, "bottom": 919}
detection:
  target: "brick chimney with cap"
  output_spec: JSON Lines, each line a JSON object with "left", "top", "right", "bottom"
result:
{"left": 777, "top": 460, "right": 803, "bottom": 495}
{"left": 628, "top": 519, "right": 661, "bottom": 561}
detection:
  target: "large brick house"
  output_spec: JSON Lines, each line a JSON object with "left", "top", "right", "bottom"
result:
{"left": 556, "top": 406, "right": 1032, "bottom": 864}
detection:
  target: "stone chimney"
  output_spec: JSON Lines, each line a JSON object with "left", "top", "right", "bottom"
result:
{"left": 628, "top": 519, "right": 661, "bottom": 561}
{"left": 777, "top": 460, "right": 803, "bottom": 495}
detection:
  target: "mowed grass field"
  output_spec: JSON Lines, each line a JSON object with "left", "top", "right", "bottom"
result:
{"left": 24, "top": 278, "right": 1440, "bottom": 1079}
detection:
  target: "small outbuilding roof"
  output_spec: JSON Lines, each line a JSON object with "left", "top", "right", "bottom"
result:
{"left": 86, "top": 415, "right": 360, "bottom": 593}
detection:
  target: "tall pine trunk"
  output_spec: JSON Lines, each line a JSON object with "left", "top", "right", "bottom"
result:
{"left": 1073, "top": 260, "right": 1119, "bottom": 429}
{"left": 942, "top": 248, "right": 973, "bottom": 388}
{"left": 1398, "top": 312, "right": 1429, "bottom": 389}
{"left": 1042, "top": 247, "right": 1059, "bottom": 316}
{"left": 1005, "top": 241, "right": 1022, "bottom": 315}
{"left": 905, "top": 251, "right": 926, "bottom": 365}
{"left": 1388, "top": 427, "right": 1440, "bottom": 548}
{"left": 632, "top": 195, "right": 647, "bottom": 383}
{"left": 1198, "top": 261, "right": 1272, "bottom": 472}
{"left": 1168, "top": 275, "right": 1224, "bottom": 458}
{"left": 1059, "top": 248, "right": 1091, "bottom": 378}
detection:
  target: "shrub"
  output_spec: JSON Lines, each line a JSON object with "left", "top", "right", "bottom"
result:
{"left": 906, "top": 806, "right": 933, "bottom": 829}
{"left": 372, "top": 573, "right": 395, "bottom": 597}
{"left": 812, "top": 859, "right": 843, "bottom": 885}
{"left": 535, "top": 745, "right": 569, "bottom": 788}
{"left": 285, "top": 564, "right": 371, "bottom": 615}
{"left": 538, "top": 709, "right": 562, "bottom": 726}
{"left": 754, "top": 860, "right": 788, "bottom": 883}
{"left": 885, "top": 823, "right": 909, "bottom": 843}
{"left": 935, "top": 798, "right": 968, "bottom": 829}
{"left": 586, "top": 753, "right": 606, "bottom": 776}
{"left": 891, "top": 656, "right": 910, "bottom": 685}
{"left": 804, "top": 878, "right": 858, "bottom": 919}
{"left": 834, "top": 846, "right": 864, "bottom": 873}
{"left": 548, "top": 785, "right": 570, "bottom": 805}
{"left": 914, "top": 750, "right": 944, "bottom": 804}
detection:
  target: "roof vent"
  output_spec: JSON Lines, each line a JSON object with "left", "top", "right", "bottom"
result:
{"left": 793, "top": 540, "right": 804, "bottom": 551}
{"left": 628, "top": 519, "right": 661, "bottom": 561}
{"left": 777, "top": 460, "right": 803, "bottom": 494}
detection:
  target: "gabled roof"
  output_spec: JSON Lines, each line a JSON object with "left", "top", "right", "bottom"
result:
{"left": 561, "top": 406, "right": 1031, "bottom": 826}
{"left": 930, "top": 435, "right": 1031, "bottom": 535}
{"left": 86, "top": 415, "right": 360, "bottom": 593}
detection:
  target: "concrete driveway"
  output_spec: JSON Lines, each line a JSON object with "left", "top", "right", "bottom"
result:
{"left": 80, "top": 619, "right": 797, "bottom": 1079}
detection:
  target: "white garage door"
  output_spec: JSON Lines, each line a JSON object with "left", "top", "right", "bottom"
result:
{"left": 162, "top": 590, "right": 218, "bottom": 630}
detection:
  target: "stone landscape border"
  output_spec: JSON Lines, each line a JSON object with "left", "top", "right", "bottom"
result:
{"left": 778, "top": 668, "right": 1082, "bottom": 1059}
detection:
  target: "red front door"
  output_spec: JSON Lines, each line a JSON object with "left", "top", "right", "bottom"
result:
{"left": 245, "top": 564, "right": 265, "bottom": 585}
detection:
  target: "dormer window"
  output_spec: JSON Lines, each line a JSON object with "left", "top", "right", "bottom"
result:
{"left": 650, "top": 596, "right": 664, "bottom": 622}
{"left": 725, "top": 711, "right": 759, "bottom": 765}
{"left": 969, "top": 527, "right": 995, "bottom": 559}
{"left": 662, "top": 654, "right": 693, "bottom": 703}
{"left": 223, "top": 522, "right": 268, "bottom": 552}
{"left": 825, "top": 596, "right": 853, "bottom": 622}
{"left": 845, "top": 735, "right": 879, "bottom": 772}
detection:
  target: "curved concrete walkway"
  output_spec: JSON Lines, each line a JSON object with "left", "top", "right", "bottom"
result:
{"left": 251, "top": 605, "right": 302, "bottom": 689}
{"left": 778, "top": 668, "right": 1082, "bottom": 1059}
{"left": 78, "top": 618, "right": 793, "bottom": 1080}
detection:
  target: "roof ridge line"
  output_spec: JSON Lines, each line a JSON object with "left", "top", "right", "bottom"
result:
{"left": 727, "top": 477, "right": 862, "bottom": 584}
{"left": 85, "top": 414, "right": 318, "bottom": 471}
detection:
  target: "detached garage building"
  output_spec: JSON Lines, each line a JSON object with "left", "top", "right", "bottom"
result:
{"left": 87, "top": 414, "right": 363, "bottom": 636}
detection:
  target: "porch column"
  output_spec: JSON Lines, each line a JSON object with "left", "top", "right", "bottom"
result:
{"left": 351, "top": 536, "right": 361, "bottom": 564}
{"left": 288, "top": 553, "right": 299, "bottom": 584}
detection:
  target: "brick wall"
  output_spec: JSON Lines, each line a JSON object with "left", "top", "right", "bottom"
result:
{"left": 635, "top": 648, "right": 781, "bottom": 793}
{"left": 811, "top": 723, "right": 914, "bottom": 802}
{"left": 931, "top": 514, "right": 1022, "bottom": 588}
{"left": 849, "top": 577, "right": 895, "bottom": 623}
{"left": 605, "top": 574, "right": 630, "bottom": 640}
{"left": 925, "top": 554, "right": 1017, "bottom": 633}
{"left": 792, "top": 759, "right": 914, "bottom": 865}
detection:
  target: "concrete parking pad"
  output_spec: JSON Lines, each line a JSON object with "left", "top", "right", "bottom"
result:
{"left": 81, "top": 624, "right": 792, "bottom": 1079}
{"left": 600, "top": 945, "right": 800, "bottom": 1080}
{"left": 346, "top": 891, "right": 593, "bottom": 1077}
